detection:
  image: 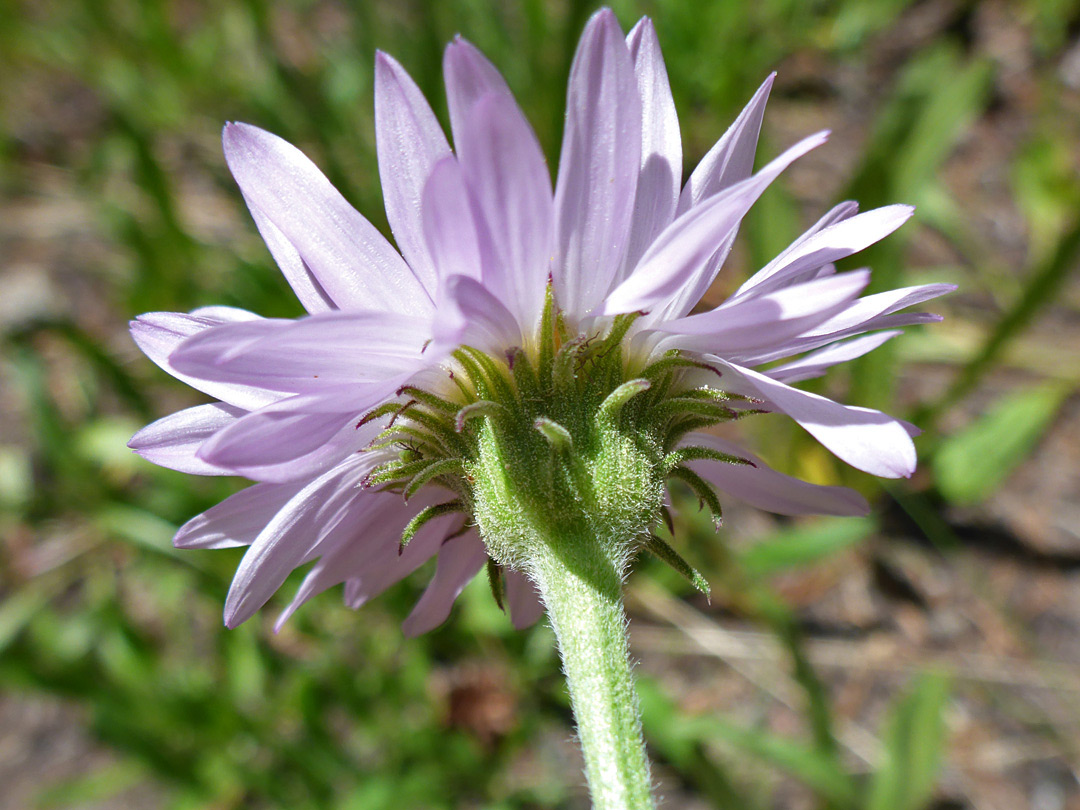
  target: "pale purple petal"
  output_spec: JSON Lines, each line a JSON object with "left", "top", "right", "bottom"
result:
{"left": 801, "top": 283, "right": 958, "bottom": 338}
{"left": 434, "top": 275, "right": 522, "bottom": 356}
{"left": 375, "top": 51, "right": 453, "bottom": 295}
{"left": 805, "top": 263, "right": 839, "bottom": 281}
{"left": 342, "top": 525, "right": 446, "bottom": 610}
{"left": 243, "top": 195, "right": 335, "bottom": 313}
{"left": 128, "top": 403, "right": 242, "bottom": 475}
{"left": 443, "top": 36, "right": 514, "bottom": 149}
{"left": 732, "top": 201, "right": 857, "bottom": 299}
{"left": 767, "top": 330, "right": 902, "bottom": 383}
{"left": 677, "top": 73, "right": 774, "bottom": 215}
{"left": 402, "top": 532, "right": 487, "bottom": 637}
{"left": 341, "top": 491, "right": 462, "bottom": 614}
{"left": 421, "top": 157, "right": 483, "bottom": 285}
{"left": 734, "top": 311, "right": 945, "bottom": 368}
{"left": 195, "top": 384, "right": 400, "bottom": 482}
{"left": 174, "top": 482, "right": 306, "bottom": 549}
{"left": 162, "top": 316, "right": 290, "bottom": 386}
{"left": 505, "top": 568, "right": 545, "bottom": 629}
{"left": 602, "top": 131, "right": 829, "bottom": 317}
{"left": 619, "top": 17, "right": 682, "bottom": 276}
{"left": 200, "top": 408, "right": 357, "bottom": 478}
{"left": 169, "top": 310, "right": 432, "bottom": 394}
{"left": 553, "top": 7, "right": 642, "bottom": 320}
{"left": 440, "top": 39, "right": 549, "bottom": 328}
{"left": 647, "top": 74, "right": 776, "bottom": 320}
{"left": 788, "top": 201, "right": 860, "bottom": 245}
{"left": 272, "top": 509, "right": 379, "bottom": 629}
{"left": 223, "top": 122, "right": 432, "bottom": 315}
{"left": 681, "top": 432, "right": 870, "bottom": 516}
{"left": 654, "top": 270, "right": 869, "bottom": 354}
{"left": 456, "top": 92, "right": 553, "bottom": 329}
{"left": 188, "top": 306, "right": 264, "bottom": 322}
{"left": 224, "top": 454, "right": 380, "bottom": 627}
{"left": 733, "top": 205, "right": 914, "bottom": 299}
{"left": 130, "top": 310, "right": 281, "bottom": 410}
{"left": 710, "top": 359, "right": 917, "bottom": 478}
{"left": 900, "top": 418, "right": 922, "bottom": 438}
{"left": 272, "top": 489, "right": 445, "bottom": 629}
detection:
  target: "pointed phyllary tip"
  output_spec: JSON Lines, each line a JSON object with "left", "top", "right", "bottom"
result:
{"left": 534, "top": 416, "right": 573, "bottom": 450}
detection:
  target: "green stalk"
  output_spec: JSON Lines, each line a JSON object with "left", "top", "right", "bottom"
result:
{"left": 527, "top": 532, "right": 654, "bottom": 810}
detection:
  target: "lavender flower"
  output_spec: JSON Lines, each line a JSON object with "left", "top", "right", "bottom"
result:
{"left": 129, "top": 9, "right": 952, "bottom": 638}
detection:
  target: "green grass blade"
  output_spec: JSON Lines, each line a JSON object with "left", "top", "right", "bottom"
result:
{"left": 867, "top": 673, "right": 951, "bottom": 810}
{"left": 933, "top": 383, "right": 1072, "bottom": 504}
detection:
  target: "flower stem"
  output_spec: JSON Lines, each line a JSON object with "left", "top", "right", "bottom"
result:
{"left": 529, "top": 532, "right": 654, "bottom": 810}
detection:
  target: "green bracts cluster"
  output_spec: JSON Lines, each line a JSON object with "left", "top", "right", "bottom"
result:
{"left": 358, "top": 291, "right": 761, "bottom": 601}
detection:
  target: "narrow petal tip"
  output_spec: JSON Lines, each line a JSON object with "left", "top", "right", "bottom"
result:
{"left": 444, "top": 33, "right": 475, "bottom": 59}
{"left": 579, "top": 6, "right": 626, "bottom": 45}
{"left": 886, "top": 203, "right": 917, "bottom": 224}
{"left": 850, "top": 493, "right": 873, "bottom": 516}
{"left": 223, "top": 588, "right": 255, "bottom": 629}
{"left": 273, "top": 607, "right": 296, "bottom": 634}
{"left": 126, "top": 429, "right": 149, "bottom": 451}
{"left": 592, "top": 6, "right": 619, "bottom": 24}
{"left": 880, "top": 441, "right": 918, "bottom": 479}
{"left": 221, "top": 120, "right": 247, "bottom": 142}
{"left": 373, "top": 50, "right": 397, "bottom": 78}
{"left": 221, "top": 121, "right": 266, "bottom": 162}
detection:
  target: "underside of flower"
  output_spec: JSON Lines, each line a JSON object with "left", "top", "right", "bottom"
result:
{"left": 124, "top": 8, "right": 960, "bottom": 807}
{"left": 359, "top": 289, "right": 755, "bottom": 599}
{"left": 127, "top": 7, "right": 956, "bottom": 643}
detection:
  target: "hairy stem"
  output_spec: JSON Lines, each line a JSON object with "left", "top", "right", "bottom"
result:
{"left": 528, "top": 533, "right": 654, "bottom": 810}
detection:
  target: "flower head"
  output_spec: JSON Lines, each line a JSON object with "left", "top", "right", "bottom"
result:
{"left": 130, "top": 9, "right": 953, "bottom": 634}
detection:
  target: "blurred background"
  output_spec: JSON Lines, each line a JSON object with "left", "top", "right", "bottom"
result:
{"left": 2, "top": 0, "right": 1079, "bottom": 807}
